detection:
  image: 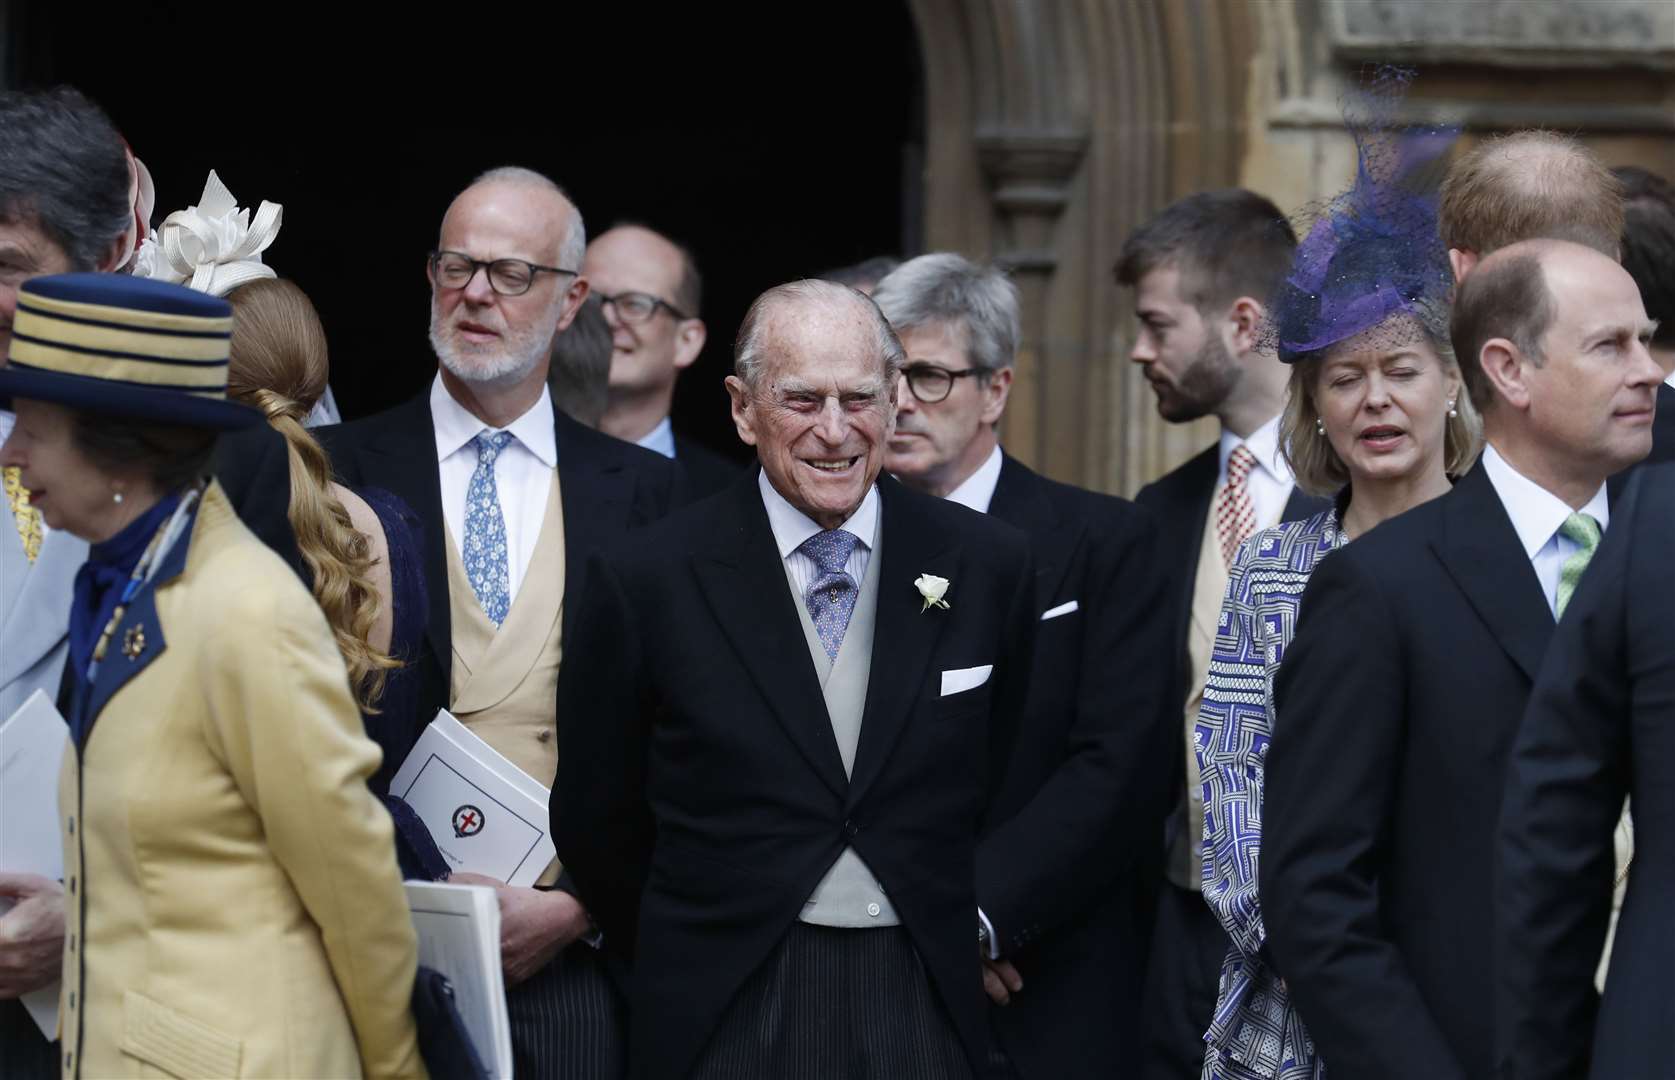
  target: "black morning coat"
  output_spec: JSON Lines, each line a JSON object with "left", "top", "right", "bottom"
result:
{"left": 551, "top": 470, "right": 1037, "bottom": 1080}
{"left": 979, "top": 453, "right": 1175, "bottom": 1078}
{"left": 1262, "top": 462, "right": 1603, "bottom": 1080}
{"left": 1496, "top": 462, "right": 1675, "bottom": 1080}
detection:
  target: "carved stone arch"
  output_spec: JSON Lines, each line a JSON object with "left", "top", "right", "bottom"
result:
{"left": 906, "top": 0, "right": 1260, "bottom": 493}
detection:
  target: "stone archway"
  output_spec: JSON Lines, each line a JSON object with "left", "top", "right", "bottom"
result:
{"left": 906, "top": 0, "right": 1260, "bottom": 494}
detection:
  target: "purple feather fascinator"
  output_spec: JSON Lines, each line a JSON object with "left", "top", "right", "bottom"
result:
{"left": 1270, "top": 67, "right": 1459, "bottom": 363}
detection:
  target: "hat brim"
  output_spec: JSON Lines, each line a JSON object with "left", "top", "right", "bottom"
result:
{"left": 0, "top": 365, "right": 262, "bottom": 430}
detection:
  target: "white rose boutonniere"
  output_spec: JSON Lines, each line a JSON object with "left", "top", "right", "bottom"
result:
{"left": 915, "top": 573, "right": 951, "bottom": 613}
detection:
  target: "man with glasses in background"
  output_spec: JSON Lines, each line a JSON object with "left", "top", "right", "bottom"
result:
{"left": 235, "top": 167, "right": 679, "bottom": 1080}
{"left": 874, "top": 254, "right": 1172, "bottom": 1078}
{"left": 584, "top": 223, "right": 740, "bottom": 496}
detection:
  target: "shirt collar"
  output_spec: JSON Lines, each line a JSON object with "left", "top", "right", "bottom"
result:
{"left": 635, "top": 415, "right": 677, "bottom": 459}
{"left": 758, "top": 469, "right": 880, "bottom": 559}
{"left": 1218, "top": 413, "right": 1291, "bottom": 484}
{"left": 1480, "top": 442, "right": 1610, "bottom": 559}
{"left": 430, "top": 372, "right": 558, "bottom": 468}
{"left": 944, "top": 443, "right": 1005, "bottom": 514}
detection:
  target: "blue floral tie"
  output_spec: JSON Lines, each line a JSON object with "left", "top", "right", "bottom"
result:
{"left": 799, "top": 529, "right": 861, "bottom": 660}
{"left": 464, "top": 431, "right": 513, "bottom": 626}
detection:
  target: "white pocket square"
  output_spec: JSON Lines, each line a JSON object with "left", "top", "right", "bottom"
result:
{"left": 940, "top": 665, "right": 993, "bottom": 697}
{"left": 1040, "top": 600, "right": 1079, "bottom": 621}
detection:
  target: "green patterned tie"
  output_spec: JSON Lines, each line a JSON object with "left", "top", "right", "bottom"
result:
{"left": 1555, "top": 512, "right": 1602, "bottom": 618}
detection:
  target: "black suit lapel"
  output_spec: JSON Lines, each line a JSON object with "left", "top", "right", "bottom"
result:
{"left": 988, "top": 454, "right": 1075, "bottom": 609}
{"left": 1431, "top": 463, "right": 1555, "bottom": 683}
{"left": 554, "top": 411, "right": 635, "bottom": 645}
{"left": 849, "top": 476, "right": 961, "bottom": 806}
{"left": 350, "top": 395, "right": 450, "bottom": 665}
{"left": 692, "top": 476, "right": 849, "bottom": 798}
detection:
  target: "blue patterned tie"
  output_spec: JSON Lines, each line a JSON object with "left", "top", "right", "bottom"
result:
{"left": 463, "top": 431, "right": 513, "bottom": 626}
{"left": 799, "top": 529, "right": 861, "bottom": 660}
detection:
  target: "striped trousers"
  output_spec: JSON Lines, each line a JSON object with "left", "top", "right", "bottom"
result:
{"left": 507, "top": 939, "right": 627, "bottom": 1080}
{"left": 689, "top": 923, "right": 973, "bottom": 1079}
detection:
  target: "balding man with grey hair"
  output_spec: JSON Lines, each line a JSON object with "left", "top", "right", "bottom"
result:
{"left": 224, "top": 165, "right": 679, "bottom": 1080}
{"left": 554, "top": 278, "right": 1039, "bottom": 1079}
{"left": 872, "top": 253, "right": 1172, "bottom": 1078}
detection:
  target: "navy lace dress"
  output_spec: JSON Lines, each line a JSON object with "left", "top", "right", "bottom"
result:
{"left": 359, "top": 487, "right": 450, "bottom": 881}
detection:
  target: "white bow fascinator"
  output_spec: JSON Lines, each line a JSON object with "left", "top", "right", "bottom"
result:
{"left": 132, "top": 170, "right": 282, "bottom": 297}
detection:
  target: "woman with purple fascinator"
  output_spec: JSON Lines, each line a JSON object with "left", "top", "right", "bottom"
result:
{"left": 1191, "top": 68, "right": 1481, "bottom": 1080}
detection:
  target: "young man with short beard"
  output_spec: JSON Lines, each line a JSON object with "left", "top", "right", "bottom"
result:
{"left": 1112, "top": 189, "right": 1329, "bottom": 1080}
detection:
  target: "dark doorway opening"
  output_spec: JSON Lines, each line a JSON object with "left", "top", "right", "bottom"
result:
{"left": 6, "top": 4, "right": 925, "bottom": 458}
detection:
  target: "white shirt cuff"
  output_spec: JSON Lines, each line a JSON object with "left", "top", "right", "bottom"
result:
{"left": 978, "top": 907, "right": 1000, "bottom": 960}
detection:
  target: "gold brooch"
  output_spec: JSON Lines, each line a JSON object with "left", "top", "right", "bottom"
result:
{"left": 121, "top": 626, "right": 146, "bottom": 661}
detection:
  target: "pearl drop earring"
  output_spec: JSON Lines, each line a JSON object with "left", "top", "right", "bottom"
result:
{"left": 1316, "top": 418, "right": 1326, "bottom": 436}
{"left": 1447, "top": 398, "right": 1458, "bottom": 418}
{"left": 112, "top": 491, "right": 124, "bottom": 505}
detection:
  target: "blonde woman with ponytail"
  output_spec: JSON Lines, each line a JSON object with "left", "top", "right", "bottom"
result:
{"left": 139, "top": 173, "right": 448, "bottom": 881}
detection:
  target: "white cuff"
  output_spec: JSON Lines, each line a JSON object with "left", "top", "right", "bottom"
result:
{"left": 978, "top": 907, "right": 1000, "bottom": 960}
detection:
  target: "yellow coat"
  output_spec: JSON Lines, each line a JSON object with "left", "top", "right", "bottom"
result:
{"left": 57, "top": 482, "right": 425, "bottom": 1079}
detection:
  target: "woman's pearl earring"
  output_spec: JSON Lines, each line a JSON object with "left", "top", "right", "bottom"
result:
{"left": 1447, "top": 398, "right": 1458, "bottom": 418}
{"left": 1316, "top": 418, "right": 1326, "bottom": 436}
{"left": 112, "top": 490, "right": 124, "bottom": 505}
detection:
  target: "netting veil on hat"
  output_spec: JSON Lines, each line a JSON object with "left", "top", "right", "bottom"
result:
{"left": 132, "top": 170, "right": 282, "bottom": 298}
{"left": 1267, "top": 67, "right": 1459, "bottom": 364}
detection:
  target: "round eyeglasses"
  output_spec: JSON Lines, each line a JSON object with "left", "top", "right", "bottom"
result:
{"left": 597, "top": 291, "right": 690, "bottom": 325}
{"left": 900, "top": 362, "right": 988, "bottom": 404}
{"left": 430, "top": 251, "right": 578, "bottom": 297}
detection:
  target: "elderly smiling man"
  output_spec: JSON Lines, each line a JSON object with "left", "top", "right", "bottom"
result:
{"left": 553, "top": 278, "right": 1037, "bottom": 1079}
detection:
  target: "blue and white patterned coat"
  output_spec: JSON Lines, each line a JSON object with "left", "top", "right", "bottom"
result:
{"left": 1194, "top": 506, "right": 1345, "bottom": 1080}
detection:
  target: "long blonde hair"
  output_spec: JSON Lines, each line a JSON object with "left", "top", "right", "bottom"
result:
{"left": 224, "top": 278, "right": 399, "bottom": 710}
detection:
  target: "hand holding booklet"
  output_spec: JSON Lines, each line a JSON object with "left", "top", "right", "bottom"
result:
{"left": 390, "top": 710, "right": 556, "bottom": 886}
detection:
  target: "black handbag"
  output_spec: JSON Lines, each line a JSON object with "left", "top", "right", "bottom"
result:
{"left": 411, "top": 965, "right": 492, "bottom": 1078}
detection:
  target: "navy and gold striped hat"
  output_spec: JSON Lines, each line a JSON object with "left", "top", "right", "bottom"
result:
{"left": 0, "top": 273, "right": 259, "bottom": 429}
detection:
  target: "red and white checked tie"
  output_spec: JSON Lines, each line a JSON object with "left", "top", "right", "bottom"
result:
{"left": 1215, "top": 444, "right": 1258, "bottom": 567}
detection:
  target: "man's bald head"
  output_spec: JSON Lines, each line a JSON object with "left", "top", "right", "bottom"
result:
{"left": 733, "top": 279, "right": 904, "bottom": 391}
{"left": 442, "top": 166, "right": 585, "bottom": 272}
{"left": 588, "top": 224, "right": 701, "bottom": 316}
{"left": 1440, "top": 132, "right": 1623, "bottom": 277}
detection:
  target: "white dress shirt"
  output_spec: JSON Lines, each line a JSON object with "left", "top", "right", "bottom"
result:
{"left": 759, "top": 470, "right": 876, "bottom": 593}
{"left": 944, "top": 444, "right": 1005, "bottom": 515}
{"left": 636, "top": 415, "right": 677, "bottom": 460}
{"left": 1218, "top": 414, "right": 1295, "bottom": 527}
{"left": 430, "top": 373, "right": 557, "bottom": 603}
{"left": 1480, "top": 443, "right": 1610, "bottom": 617}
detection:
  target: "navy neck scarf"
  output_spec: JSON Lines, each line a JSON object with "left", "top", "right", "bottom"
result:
{"left": 68, "top": 491, "right": 184, "bottom": 681}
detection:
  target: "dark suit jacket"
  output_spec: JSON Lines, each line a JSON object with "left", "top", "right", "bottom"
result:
{"left": 1134, "top": 444, "right": 1329, "bottom": 876}
{"left": 218, "top": 390, "right": 679, "bottom": 789}
{"left": 1263, "top": 462, "right": 1566, "bottom": 1080}
{"left": 673, "top": 431, "right": 744, "bottom": 500}
{"left": 979, "top": 454, "right": 1173, "bottom": 1079}
{"left": 1496, "top": 462, "right": 1675, "bottom": 1080}
{"left": 552, "top": 470, "right": 1037, "bottom": 1080}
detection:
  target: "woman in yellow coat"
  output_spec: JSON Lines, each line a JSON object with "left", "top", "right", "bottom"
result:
{"left": 0, "top": 273, "right": 424, "bottom": 1078}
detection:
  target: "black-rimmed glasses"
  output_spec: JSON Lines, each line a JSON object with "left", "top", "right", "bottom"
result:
{"left": 900, "top": 362, "right": 988, "bottom": 404}
{"left": 429, "top": 251, "right": 578, "bottom": 297}
{"left": 597, "top": 291, "right": 691, "bottom": 325}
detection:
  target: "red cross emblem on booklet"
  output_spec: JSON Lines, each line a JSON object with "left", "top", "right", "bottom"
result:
{"left": 451, "top": 804, "right": 485, "bottom": 838}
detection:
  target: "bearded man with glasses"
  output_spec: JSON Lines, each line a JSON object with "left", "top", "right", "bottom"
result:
{"left": 223, "top": 166, "right": 679, "bottom": 1080}
{"left": 584, "top": 223, "right": 741, "bottom": 497}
